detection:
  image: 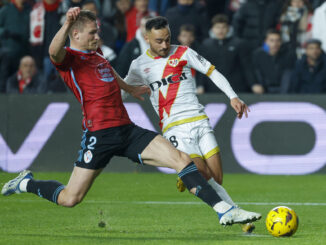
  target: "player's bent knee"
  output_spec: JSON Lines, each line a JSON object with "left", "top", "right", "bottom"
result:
{"left": 173, "top": 150, "right": 192, "bottom": 171}
{"left": 58, "top": 195, "right": 83, "bottom": 208}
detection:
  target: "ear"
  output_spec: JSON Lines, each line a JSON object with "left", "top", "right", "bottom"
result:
{"left": 72, "top": 29, "right": 79, "bottom": 41}
{"left": 144, "top": 33, "right": 150, "bottom": 44}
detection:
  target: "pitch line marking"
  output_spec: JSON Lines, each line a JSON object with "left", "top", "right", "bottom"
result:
{"left": 0, "top": 199, "right": 326, "bottom": 206}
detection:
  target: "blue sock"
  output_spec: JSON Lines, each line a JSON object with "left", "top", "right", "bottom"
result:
{"left": 178, "top": 162, "right": 222, "bottom": 207}
{"left": 27, "top": 179, "right": 65, "bottom": 204}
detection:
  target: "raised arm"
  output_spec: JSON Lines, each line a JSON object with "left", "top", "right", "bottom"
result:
{"left": 49, "top": 7, "right": 80, "bottom": 63}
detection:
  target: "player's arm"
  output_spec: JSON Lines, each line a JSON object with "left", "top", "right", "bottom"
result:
{"left": 49, "top": 7, "right": 80, "bottom": 63}
{"left": 208, "top": 69, "right": 250, "bottom": 119}
{"left": 112, "top": 68, "right": 150, "bottom": 101}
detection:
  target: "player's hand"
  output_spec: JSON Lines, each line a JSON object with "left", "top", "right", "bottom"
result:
{"left": 230, "top": 97, "right": 250, "bottom": 119}
{"left": 130, "top": 85, "right": 151, "bottom": 101}
{"left": 66, "top": 7, "right": 80, "bottom": 25}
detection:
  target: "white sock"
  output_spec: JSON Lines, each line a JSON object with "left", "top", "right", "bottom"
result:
{"left": 213, "top": 201, "right": 233, "bottom": 214}
{"left": 207, "top": 178, "right": 236, "bottom": 206}
{"left": 19, "top": 179, "right": 30, "bottom": 192}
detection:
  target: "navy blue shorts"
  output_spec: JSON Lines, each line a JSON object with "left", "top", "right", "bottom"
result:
{"left": 74, "top": 123, "right": 158, "bottom": 170}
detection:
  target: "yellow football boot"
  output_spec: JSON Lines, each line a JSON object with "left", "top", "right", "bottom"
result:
{"left": 176, "top": 177, "right": 186, "bottom": 192}
{"left": 241, "top": 223, "right": 255, "bottom": 233}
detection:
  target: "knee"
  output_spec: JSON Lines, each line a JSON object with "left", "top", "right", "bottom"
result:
{"left": 59, "top": 195, "right": 83, "bottom": 208}
{"left": 173, "top": 150, "right": 192, "bottom": 171}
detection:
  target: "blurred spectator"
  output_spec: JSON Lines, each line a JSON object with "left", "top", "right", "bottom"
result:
{"left": 312, "top": 1, "right": 326, "bottom": 52}
{"left": 30, "top": 0, "right": 63, "bottom": 83}
{"left": 224, "top": 0, "right": 246, "bottom": 20}
{"left": 0, "top": 0, "right": 9, "bottom": 8}
{"left": 177, "top": 24, "right": 200, "bottom": 51}
{"left": 197, "top": 14, "right": 254, "bottom": 94}
{"left": 232, "top": 0, "right": 281, "bottom": 50}
{"left": 6, "top": 56, "right": 46, "bottom": 94}
{"left": 0, "top": 0, "right": 31, "bottom": 92}
{"left": 148, "top": 0, "right": 176, "bottom": 15}
{"left": 165, "top": 0, "right": 209, "bottom": 44}
{"left": 203, "top": 0, "right": 227, "bottom": 20}
{"left": 82, "top": 0, "right": 117, "bottom": 49}
{"left": 278, "top": 0, "right": 313, "bottom": 58}
{"left": 290, "top": 39, "right": 326, "bottom": 93}
{"left": 252, "top": 29, "right": 297, "bottom": 94}
{"left": 116, "top": 16, "right": 149, "bottom": 78}
{"left": 109, "top": 0, "right": 132, "bottom": 53}
{"left": 125, "top": 0, "right": 155, "bottom": 42}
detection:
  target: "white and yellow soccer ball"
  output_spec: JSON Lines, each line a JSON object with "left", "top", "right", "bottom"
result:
{"left": 266, "top": 206, "right": 299, "bottom": 237}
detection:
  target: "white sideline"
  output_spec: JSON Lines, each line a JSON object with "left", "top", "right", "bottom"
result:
{"left": 0, "top": 199, "right": 326, "bottom": 206}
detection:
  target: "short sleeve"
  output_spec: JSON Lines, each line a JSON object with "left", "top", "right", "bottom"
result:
{"left": 124, "top": 59, "right": 145, "bottom": 86}
{"left": 51, "top": 48, "right": 75, "bottom": 71}
{"left": 185, "top": 48, "right": 215, "bottom": 76}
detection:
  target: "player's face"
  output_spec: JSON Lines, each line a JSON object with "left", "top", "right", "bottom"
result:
{"left": 75, "top": 21, "right": 100, "bottom": 51}
{"left": 146, "top": 27, "right": 171, "bottom": 57}
{"left": 306, "top": 43, "right": 322, "bottom": 60}
{"left": 212, "top": 23, "right": 228, "bottom": 40}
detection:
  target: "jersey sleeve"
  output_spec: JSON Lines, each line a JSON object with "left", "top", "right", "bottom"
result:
{"left": 124, "top": 59, "right": 145, "bottom": 86}
{"left": 51, "top": 48, "right": 75, "bottom": 71}
{"left": 185, "top": 48, "right": 215, "bottom": 76}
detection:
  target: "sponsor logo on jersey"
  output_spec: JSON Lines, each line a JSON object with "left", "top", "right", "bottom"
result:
{"left": 149, "top": 72, "right": 187, "bottom": 91}
{"left": 144, "top": 68, "right": 151, "bottom": 74}
{"left": 84, "top": 150, "right": 93, "bottom": 163}
{"left": 196, "top": 54, "right": 207, "bottom": 66}
{"left": 95, "top": 62, "right": 114, "bottom": 82}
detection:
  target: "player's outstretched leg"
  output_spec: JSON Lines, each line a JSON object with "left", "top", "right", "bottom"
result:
{"left": 2, "top": 170, "right": 65, "bottom": 204}
{"left": 2, "top": 167, "right": 101, "bottom": 207}
{"left": 140, "top": 135, "right": 262, "bottom": 226}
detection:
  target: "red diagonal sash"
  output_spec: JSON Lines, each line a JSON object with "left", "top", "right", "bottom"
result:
{"left": 158, "top": 46, "right": 188, "bottom": 128}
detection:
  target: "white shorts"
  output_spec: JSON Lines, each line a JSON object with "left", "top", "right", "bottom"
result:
{"left": 163, "top": 119, "right": 219, "bottom": 159}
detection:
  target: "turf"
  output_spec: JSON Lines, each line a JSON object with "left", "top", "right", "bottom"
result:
{"left": 0, "top": 172, "right": 325, "bottom": 245}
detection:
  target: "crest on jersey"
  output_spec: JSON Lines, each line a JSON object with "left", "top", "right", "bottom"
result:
{"left": 95, "top": 62, "right": 114, "bottom": 82}
{"left": 168, "top": 59, "right": 179, "bottom": 67}
{"left": 84, "top": 150, "right": 93, "bottom": 163}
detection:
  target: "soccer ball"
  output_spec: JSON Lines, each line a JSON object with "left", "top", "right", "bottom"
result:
{"left": 266, "top": 206, "right": 299, "bottom": 237}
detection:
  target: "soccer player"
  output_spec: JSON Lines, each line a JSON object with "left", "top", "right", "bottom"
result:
{"left": 123, "top": 16, "right": 256, "bottom": 232}
{"left": 1, "top": 8, "right": 261, "bottom": 227}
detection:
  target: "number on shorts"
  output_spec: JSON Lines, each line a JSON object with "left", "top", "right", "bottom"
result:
{"left": 169, "top": 135, "right": 178, "bottom": 148}
{"left": 87, "top": 136, "right": 97, "bottom": 150}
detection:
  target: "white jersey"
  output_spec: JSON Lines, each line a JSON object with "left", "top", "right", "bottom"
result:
{"left": 125, "top": 45, "right": 215, "bottom": 133}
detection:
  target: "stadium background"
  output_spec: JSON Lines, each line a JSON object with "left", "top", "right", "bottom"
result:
{"left": 1, "top": 94, "right": 325, "bottom": 174}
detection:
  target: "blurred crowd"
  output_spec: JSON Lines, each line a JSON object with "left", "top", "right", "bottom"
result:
{"left": 0, "top": 0, "right": 326, "bottom": 94}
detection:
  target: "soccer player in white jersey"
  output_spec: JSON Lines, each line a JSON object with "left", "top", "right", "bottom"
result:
{"left": 124, "top": 16, "right": 255, "bottom": 233}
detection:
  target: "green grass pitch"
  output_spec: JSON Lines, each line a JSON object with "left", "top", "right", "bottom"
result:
{"left": 0, "top": 172, "right": 325, "bottom": 245}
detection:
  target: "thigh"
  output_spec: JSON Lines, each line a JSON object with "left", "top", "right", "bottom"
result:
{"left": 58, "top": 166, "right": 102, "bottom": 203}
{"left": 122, "top": 124, "right": 158, "bottom": 163}
{"left": 75, "top": 128, "right": 120, "bottom": 170}
{"left": 164, "top": 123, "right": 202, "bottom": 159}
{"left": 197, "top": 121, "right": 223, "bottom": 184}
{"left": 140, "top": 134, "right": 191, "bottom": 172}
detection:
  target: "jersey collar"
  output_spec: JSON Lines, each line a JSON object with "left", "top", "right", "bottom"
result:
{"left": 146, "top": 50, "right": 162, "bottom": 59}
